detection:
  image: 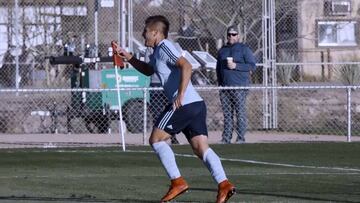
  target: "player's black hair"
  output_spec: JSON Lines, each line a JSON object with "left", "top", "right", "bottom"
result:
{"left": 145, "top": 15, "right": 170, "bottom": 38}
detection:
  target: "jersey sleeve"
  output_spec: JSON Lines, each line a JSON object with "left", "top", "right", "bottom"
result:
{"left": 159, "top": 41, "right": 181, "bottom": 66}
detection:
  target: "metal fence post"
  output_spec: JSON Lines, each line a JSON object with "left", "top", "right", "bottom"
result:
{"left": 143, "top": 89, "right": 147, "bottom": 145}
{"left": 347, "top": 87, "right": 352, "bottom": 142}
{"left": 120, "top": 0, "right": 126, "bottom": 48}
{"left": 14, "top": 0, "right": 20, "bottom": 92}
{"left": 270, "top": 0, "right": 277, "bottom": 129}
{"left": 94, "top": 0, "right": 99, "bottom": 70}
{"left": 262, "top": 0, "right": 277, "bottom": 129}
{"left": 262, "top": 0, "right": 269, "bottom": 129}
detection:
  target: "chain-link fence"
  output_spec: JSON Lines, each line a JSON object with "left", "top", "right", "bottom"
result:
{"left": 1, "top": 85, "right": 359, "bottom": 147}
{"left": 1, "top": 0, "right": 360, "bottom": 148}
{"left": 0, "top": 0, "right": 123, "bottom": 89}
{"left": 1, "top": 0, "right": 359, "bottom": 87}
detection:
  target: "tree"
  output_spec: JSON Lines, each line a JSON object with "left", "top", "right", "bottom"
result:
{"left": 133, "top": 0, "right": 301, "bottom": 61}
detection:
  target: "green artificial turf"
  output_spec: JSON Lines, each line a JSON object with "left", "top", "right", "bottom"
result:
{"left": 0, "top": 142, "right": 359, "bottom": 202}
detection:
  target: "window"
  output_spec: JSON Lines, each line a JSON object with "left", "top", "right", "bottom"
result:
{"left": 317, "top": 20, "right": 357, "bottom": 47}
{"left": 324, "top": 0, "right": 351, "bottom": 16}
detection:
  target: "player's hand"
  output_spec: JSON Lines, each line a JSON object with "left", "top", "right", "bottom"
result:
{"left": 173, "top": 93, "right": 184, "bottom": 110}
{"left": 227, "top": 60, "right": 236, "bottom": 69}
{"left": 113, "top": 42, "right": 132, "bottom": 61}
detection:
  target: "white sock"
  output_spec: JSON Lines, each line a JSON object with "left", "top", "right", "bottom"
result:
{"left": 152, "top": 141, "right": 181, "bottom": 179}
{"left": 203, "top": 148, "right": 227, "bottom": 184}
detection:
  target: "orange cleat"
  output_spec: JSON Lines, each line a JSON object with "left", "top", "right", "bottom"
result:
{"left": 161, "top": 177, "right": 189, "bottom": 202}
{"left": 216, "top": 180, "right": 236, "bottom": 203}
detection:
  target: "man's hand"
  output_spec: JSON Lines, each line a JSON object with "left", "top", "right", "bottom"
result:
{"left": 114, "top": 40, "right": 154, "bottom": 76}
{"left": 173, "top": 93, "right": 184, "bottom": 110}
{"left": 112, "top": 41, "right": 132, "bottom": 61}
{"left": 227, "top": 60, "right": 236, "bottom": 69}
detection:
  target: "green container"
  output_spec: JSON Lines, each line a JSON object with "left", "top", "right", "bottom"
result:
{"left": 101, "top": 68, "right": 150, "bottom": 109}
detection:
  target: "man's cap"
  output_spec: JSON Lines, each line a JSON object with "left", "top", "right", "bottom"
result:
{"left": 227, "top": 25, "right": 239, "bottom": 34}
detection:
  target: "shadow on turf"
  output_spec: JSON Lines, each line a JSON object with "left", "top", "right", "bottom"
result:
{"left": 0, "top": 196, "right": 198, "bottom": 203}
{"left": 189, "top": 187, "right": 217, "bottom": 192}
{"left": 189, "top": 188, "right": 359, "bottom": 203}
{"left": 4, "top": 191, "right": 355, "bottom": 202}
{"left": 0, "top": 196, "right": 152, "bottom": 202}
{"left": 238, "top": 190, "right": 359, "bottom": 203}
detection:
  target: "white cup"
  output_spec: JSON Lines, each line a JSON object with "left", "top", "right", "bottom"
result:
{"left": 226, "top": 57, "right": 233, "bottom": 63}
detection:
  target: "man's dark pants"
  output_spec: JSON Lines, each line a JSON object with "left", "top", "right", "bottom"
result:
{"left": 220, "top": 89, "right": 248, "bottom": 143}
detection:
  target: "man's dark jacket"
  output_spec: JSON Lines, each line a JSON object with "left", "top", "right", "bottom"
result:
{"left": 216, "top": 42, "right": 256, "bottom": 86}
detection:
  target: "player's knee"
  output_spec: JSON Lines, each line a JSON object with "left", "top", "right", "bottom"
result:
{"left": 191, "top": 143, "right": 209, "bottom": 160}
{"left": 149, "top": 136, "right": 159, "bottom": 145}
{"left": 191, "top": 144, "right": 207, "bottom": 159}
{"left": 192, "top": 149, "right": 203, "bottom": 159}
{"left": 149, "top": 128, "right": 169, "bottom": 145}
{"left": 189, "top": 135, "right": 209, "bottom": 158}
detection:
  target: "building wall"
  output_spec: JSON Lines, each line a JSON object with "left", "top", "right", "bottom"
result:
{"left": 298, "top": 0, "right": 360, "bottom": 79}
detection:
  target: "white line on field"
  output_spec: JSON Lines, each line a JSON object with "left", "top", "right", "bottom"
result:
{"left": 3, "top": 149, "right": 360, "bottom": 172}
{"left": 128, "top": 150, "right": 360, "bottom": 172}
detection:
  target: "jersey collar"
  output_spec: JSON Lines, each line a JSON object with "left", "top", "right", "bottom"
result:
{"left": 156, "top": 39, "right": 166, "bottom": 47}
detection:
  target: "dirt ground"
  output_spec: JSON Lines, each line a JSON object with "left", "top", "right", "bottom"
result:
{"left": 0, "top": 131, "right": 358, "bottom": 149}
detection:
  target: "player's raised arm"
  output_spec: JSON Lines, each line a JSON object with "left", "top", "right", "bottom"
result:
{"left": 127, "top": 56, "right": 154, "bottom": 76}
{"left": 114, "top": 42, "right": 154, "bottom": 76}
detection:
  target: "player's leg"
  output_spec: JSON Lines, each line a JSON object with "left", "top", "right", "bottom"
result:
{"left": 150, "top": 128, "right": 188, "bottom": 202}
{"left": 150, "top": 127, "right": 180, "bottom": 180}
{"left": 185, "top": 101, "right": 235, "bottom": 203}
{"left": 188, "top": 136, "right": 235, "bottom": 203}
{"left": 185, "top": 101, "right": 226, "bottom": 181}
{"left": 189, "top": 135, "right": 226, "bottom": 182}
{"left": 150, "top": 105, "right": 190, "bottom": 202}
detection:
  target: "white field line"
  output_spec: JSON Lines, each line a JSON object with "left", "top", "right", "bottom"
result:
{"left": 130, "top": 150, "right": 360, "bottom": 173}
{"left": 2, "top": 149, "right": 360, "bottom": 172}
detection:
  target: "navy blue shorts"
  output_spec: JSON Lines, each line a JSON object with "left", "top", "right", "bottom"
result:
{"left": 154, "top": 101, "right": 208, "bottom": 140}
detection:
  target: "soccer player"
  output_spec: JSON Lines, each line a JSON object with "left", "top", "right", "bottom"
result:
{"left": 115, "top": 15, "right": 235, "bottom": 203}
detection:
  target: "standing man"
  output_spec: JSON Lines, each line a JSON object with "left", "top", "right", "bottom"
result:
{"left": 115, "top": 15, "right": 235, "bottom": 203}
{"left": 216, "top": 25, "right": 256, "bottom": 144}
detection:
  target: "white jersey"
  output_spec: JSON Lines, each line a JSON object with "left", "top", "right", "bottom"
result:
{"left": 149, "top": 39, "right": 203, "bottom": 105}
